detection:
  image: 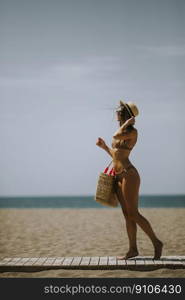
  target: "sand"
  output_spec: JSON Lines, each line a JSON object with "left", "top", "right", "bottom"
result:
{"left": 0, "top": 208, "right": 185, "bottom": 278}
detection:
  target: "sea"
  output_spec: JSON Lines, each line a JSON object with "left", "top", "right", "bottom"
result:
{"left": 0, "top": 195, "right": 185, "bottom": 208}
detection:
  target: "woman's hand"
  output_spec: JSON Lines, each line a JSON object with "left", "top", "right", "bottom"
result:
{"left": 96, "top": 137, "right": 107, "bottom": 149}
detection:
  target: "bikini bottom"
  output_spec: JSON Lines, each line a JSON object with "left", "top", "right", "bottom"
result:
{"left": 114, "top": 165, "right": 137, "bottom": 185}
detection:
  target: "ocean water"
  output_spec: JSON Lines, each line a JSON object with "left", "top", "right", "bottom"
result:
{"left": 0, "top": 195, "right": 185, "bottom": 208}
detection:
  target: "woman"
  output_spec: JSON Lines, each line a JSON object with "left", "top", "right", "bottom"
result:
{"left": 96, "top": 100, "right": 163, "bottom": 260}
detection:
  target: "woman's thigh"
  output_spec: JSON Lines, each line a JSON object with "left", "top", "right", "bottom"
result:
{"left": 121, "top": 169, "right": 140, "bottom": 214}
{"left": 115, "top": 179, "right": 128, "bottom": 216}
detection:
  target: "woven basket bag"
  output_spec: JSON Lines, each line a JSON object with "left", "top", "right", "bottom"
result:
{"left": 95, "top": 161, "right": 119, "bottom": 207}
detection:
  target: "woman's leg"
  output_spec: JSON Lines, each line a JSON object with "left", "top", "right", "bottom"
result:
{"left": 122, "top": 169, "right": 163, "bottom": 259}
{"left": 115, "top": 179, "right": 139, "bottom": 259}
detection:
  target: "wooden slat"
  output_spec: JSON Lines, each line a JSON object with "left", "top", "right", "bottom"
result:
{"left": 167, "top": 256, "right": 180, "bottom": 259}
{"left": 159, "top": 258, "right": 166, "bottom": 266}
{"left": 153, "top": 260, "right": 163, "bottom": 265}
{"left": 53, "top": 257, "right": 65, "bottom": 266}
{"left": 161, "top": 256, "right": 185, "bottom": 263}
{"left": 0, "top": 258, "right": 12, "bottom": 265}
{"left": 161, "top": 258, "right": 173, "bottom": 265}
{"left": 117, "top": 258, "right": 127, "bottom": 266}
{"left": 163, "top": 256, "right": 183, "bottom": 260}
{"left": 108, "top": 256, "right": 117, "bottom": 265}
{"left": 177, "top": 256, "right": 185, "bottom": 263}
{"left": 125, "top": 259, "right": 136, "bottom": 266}
{"left": 24, "top": 258, "right": 39, "bottom": 266}
{"left": 33, "top": 257, "right": 48, "bottom": 266}
{"left": 99, "top": 256, "right": 108, "bottom": 266}
{"left": 15, "top": 258, "right": 30, "bottom": 265}
{"left": 135, "top": 258, "right": 145, "bottom": 266}
{"left": 7, "top": 258, "right": 22, "bottom": 265}
{"left": 144, "top": 259, "right": 155, "bottom": 266}
{"left": 61, "top": 257, "right": 74, "bottom": 266}
{"left": 80, "top": 257, "right": 91, "bottom": 266}
{"left": 89, "top": 257, "right": 100, "bottom": 266}
{"left": 43, "top": 258, "right": 57, "bottom": 266}
{"left": 71, "top": 257, "right": 82, "bottom": 266}
{"left": 162, "top": 259, "right": 178, "bottom": 266}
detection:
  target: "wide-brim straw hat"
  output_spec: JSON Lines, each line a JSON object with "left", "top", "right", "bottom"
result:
{"left": 119, "top": 100, "right": 139, "bottom": 117}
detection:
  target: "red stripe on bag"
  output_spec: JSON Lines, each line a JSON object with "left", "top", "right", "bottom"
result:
{"left": 104, "top": 167, "right": 109, "bottom": 174}
{"left": 109, "top": 168, "right": 113, "bottom": 175}
{"left": 103, "top": 161, "right": 113, "bottom": 175}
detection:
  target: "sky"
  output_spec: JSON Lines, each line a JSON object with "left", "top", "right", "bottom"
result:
{"left": 0, "top": 0, "right": 185, "bottom": 196}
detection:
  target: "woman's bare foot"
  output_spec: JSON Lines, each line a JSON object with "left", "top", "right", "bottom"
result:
{"left": 117, "top": 249, "right": 139, "bottom": 260}
{"left": 153, "top": 239, "right": 163, "bottom": 260}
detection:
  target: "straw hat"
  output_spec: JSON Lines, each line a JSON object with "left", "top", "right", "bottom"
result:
{"left": 119, "top": 100, "right": 139, "bottom": 117}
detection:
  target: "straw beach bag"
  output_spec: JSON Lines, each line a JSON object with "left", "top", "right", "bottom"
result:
{"left": 95, "top": 161, "right": 119, "bottom": 207}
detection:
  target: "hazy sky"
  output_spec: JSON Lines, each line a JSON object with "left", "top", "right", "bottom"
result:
{"left": 0, "top": 0, "right": 185, "bottom": 196}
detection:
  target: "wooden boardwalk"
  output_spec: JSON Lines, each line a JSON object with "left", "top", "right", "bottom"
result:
{"left": 0, "top": 256, "right": 184, "bottom": 273}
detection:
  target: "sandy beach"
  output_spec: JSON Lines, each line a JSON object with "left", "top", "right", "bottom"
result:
{"left": 0, "top": 208, "right": 185, "bottom": 278}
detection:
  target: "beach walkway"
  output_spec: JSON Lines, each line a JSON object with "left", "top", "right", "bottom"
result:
{"left": 0, "top": 256, "right": 185, "bottom": 272}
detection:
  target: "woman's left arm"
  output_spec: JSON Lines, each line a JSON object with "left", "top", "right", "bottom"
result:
{"left": 113, "top": 117, "right": 135, "bottom": 140}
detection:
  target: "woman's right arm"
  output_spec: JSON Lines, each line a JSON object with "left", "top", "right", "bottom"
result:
{"left": 103, "top": 145, "right": 113, "bottom": 158}
{"left": 96, "top": 137, "right": 113, "bottom": 158}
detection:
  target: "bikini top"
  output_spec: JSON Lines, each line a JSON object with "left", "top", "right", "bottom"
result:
{"left": 112, "top": 139, "right": 133, "bottom": 151}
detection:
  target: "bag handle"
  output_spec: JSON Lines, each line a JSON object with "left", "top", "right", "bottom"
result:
{"left": 104, "top": 160, "right": 114, "bottom": 174}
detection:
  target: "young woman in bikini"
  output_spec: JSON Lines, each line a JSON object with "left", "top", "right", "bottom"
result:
{"left": 96, "top": 100, "right": 163, "bottom": 260}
